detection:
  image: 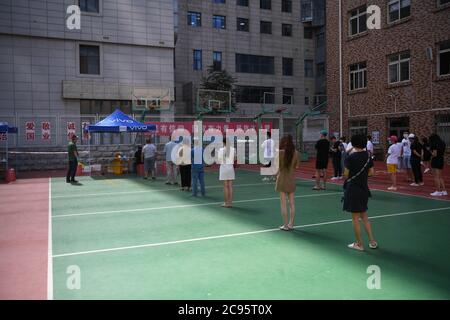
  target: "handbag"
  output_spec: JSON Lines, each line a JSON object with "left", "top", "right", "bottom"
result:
{"left": 343, "top": 152, "right": 372, "bottom": 190}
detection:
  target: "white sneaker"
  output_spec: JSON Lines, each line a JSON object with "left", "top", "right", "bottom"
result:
{"left": 410, "top": 183, "right": 419, "bottom": 186}
{"left": 331, "top": 177, "right": 338, "bottom": 181}
{"left": 424, "top": 168, "right": 430, "bottom": 173}
{"left": 348, "top": 242, "right": 364, "bottom": 251}
{"left": 430, "top": 191, "right": 443, "bottom": 197}
{"left": 388, "top": 186, "right": 397, "bottom": 191}
{"left": 338, "top": 176, "right": 344, "bottom": 180}
{"left": 262, "top": 177, "right": 269, "bottom": 182}
{"left": 419, "top": 182, "right": 424, "bottom": 186}
{"left": 442, "top": 191, "right": 448, "bottom": 196}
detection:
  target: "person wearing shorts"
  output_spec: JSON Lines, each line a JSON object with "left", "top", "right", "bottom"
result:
{"left": 142, "top": 138, "right": 157, "bottom": 180}
{"left": 219, "top": 137, "right": 236, "bottom": 208}
{"left": 429, "top": 134, "right": 447, "bottom": 197}
{"left": 261, "top": 131, "right": 275, "bottom": 182}
{"left": 313, "top": 130, "right": 330, "bottom": 190}
{"left": 343, "top": 134, "right": 377, "bottom": 251}
{"left": 386, "top": 135, "right": 402, "bottom": 191}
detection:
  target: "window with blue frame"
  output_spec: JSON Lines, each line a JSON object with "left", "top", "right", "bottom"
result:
{"left": 79, "top": 0, "right": 99, "bottom": 13}
{"left": 213, "top": 15, "right": 226, "bottom": 29}
{"left": 193, "top": 50, "right": 202, "bottom": 70}
{"left": 187, "top": 11, "right": 201, "bottom": 27}
{"left": 213, "top": 51, "right": 222, "bottom": 71}
{"left": 213, "top": 0, "right": 226, "bottom": 3}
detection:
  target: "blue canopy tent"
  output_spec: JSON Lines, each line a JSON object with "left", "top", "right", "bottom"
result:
{"left": 0, "top": 122, "right": 18, "bottom": 176}
{"left": 84, "top": 109, "right": 156, "bottom": 173}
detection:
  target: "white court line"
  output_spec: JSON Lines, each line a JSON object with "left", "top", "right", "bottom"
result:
{"left": 52, "top": 192, "right": 341, "bottom": 219}
{"left": 51, "top": 182, "right": 288, "bottom": 199}
{"left": 47, "top": 178, "right": 53, "bottom": 300}
{"left": 52, "top": 206, "right": 450, "bottom": 258}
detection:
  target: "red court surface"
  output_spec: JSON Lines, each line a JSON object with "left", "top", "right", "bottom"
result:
{"left": 0, "top": 159, "right": 448, "bottom": 300}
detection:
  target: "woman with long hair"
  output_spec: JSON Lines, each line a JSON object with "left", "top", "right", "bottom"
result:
{"left": 275, "top": 135, "right": 300, "bottom": 231}
{"left": 429, "top": 134, "right": 447, "bottom": 197}
{"left": 218, "top": 137, "right": 236, "bottom": 208}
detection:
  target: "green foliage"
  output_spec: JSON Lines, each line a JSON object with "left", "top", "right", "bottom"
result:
{"left": 200, "top": 66, "right": 238, "bottom": 113}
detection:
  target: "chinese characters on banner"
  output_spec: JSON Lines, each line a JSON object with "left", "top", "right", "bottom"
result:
{"left": 67, "top": 122, "right": 76, "bottom": 140}
{"left": 41, "top": 121, "right": 51, "bottom": 141}
{"left": 25, "top": 121, "right": 35, "bottom": 141}
{"left": 145, "top": 122, "right": 273, "bottom": 136}
{"left": 82, "top": 122, "right": 90, "bottom": 141}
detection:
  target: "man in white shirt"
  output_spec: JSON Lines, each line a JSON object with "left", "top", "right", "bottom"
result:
{"left": 386, "top": 135, "right": 402, "bottom": 191}
{"left": 142, "top": 138, "right": 157, "bottom": 180}
{"left": 261, "top": 131, "right": 275, "bottom": 181}
{"left": 401, "top": 132, "right": 413, "bottom": 182}
{"left": 164, "top": 138, "right": 178, "bottom": 185}
{"left": 366, "top": 135, "right": 374, "bottom": 157}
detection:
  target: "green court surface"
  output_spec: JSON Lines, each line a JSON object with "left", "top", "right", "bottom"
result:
{"left": 50, "top": 170, "right": 450, "bottom": 299}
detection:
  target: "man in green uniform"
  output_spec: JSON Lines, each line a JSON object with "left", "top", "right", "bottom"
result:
{"left": 67, "top": 135, "right": 79, "bottom": 183}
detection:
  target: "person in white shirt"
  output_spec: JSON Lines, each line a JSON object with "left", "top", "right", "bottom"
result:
{"left": 366, "top": 135, "right": 374, "bottom": 157}
{"left": 141, "top": 138, "right": 157, "bottom": 180}
{"left": 401, "top": 132, "right": 413, "bottom": 182}
{"left": 340, "top": 137, "right": 348, "bottom": 176}
{"left": 261, "top": 131, "right": 275, "bottom": 182}
{"left": 164, "top": 138, "right": 178, "bottom": 185}
{"left": 386, "top": 135, "right": 402, "bottom": 191}
{"left": 346, "top": 141, "right": 354, "bottom": 155}
{"left": 218, "top": 137, "right": 236, "bottom": 208}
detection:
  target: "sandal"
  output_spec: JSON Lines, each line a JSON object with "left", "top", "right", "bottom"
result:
{"left": 279, "top": 225, "right": 290, "bottom": 231}
{"left": 312, "top": 186, "right": 321, "bottom": 190}
{"left": 348, "top": 242, "right": 364, "bottom": 251}
{"left": 369, "top": 241, "right": 378, "bottom": 249}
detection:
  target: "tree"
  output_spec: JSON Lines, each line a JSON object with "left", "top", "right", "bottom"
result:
{"left": 200, "top": 66, "right": 238, "bottom": 113}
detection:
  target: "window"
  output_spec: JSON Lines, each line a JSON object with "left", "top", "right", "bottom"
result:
{"left": 304, "top": 27, "right": 313, "bottom": 39}
{"left": 301, "top": 0, "right": 313, "bottom": 22}
{"left": 79, "top": 0, "right": 99, "bottom": 13}
{"left": 260, "top": 21, "right": 272, "bottom": 34}
{"left": 349, "top": 62, "right": 367, "bottom": 91}
{"left": 282, "top": 0, "right": 292, "bottom": 13}
{"left": 193, "top": 50, "right": 202, "bottom": 70}
{"left": 388, "top": 0, "right": 411, "bottom": 23}
{"left": 316, "top": 63, "right": 325, "bottom": 77}
{"left": 388, "top": 52, "right": 410, "bottom": 83}
{"left": 283, "top": 88, "right": 294, "bottom": 104}
{"left": 213, "top": 15, "right": 226, "bottom": 29}
{"left": 260, "top": 0, "right": 271, "bottom": 10}
{"left": 283, "top": 57, "right": 293, "bottom": 76}
{"left": 349, "top": 6, "right": 367, "bottom": 36}
{"left": 282, "top": 24, "right": 292, "bottom": 37}
{"left": 438, "top": 41, "right": 450, "bottom": 76}
{"left": 187, "top": 12, "right": 201, "bottom": 27}
{"left": 304, "top": 59, "right": 313, "bottom": 78}
{"left": 237, "top": 0, "right": 249, "bottom": 6}
{"left": 304, "top": 96, "right": 310, "bottom": 105}
{"left": 237, "top": 18, "right": 249, "bottom": 32}
{"left": 316, "top": 32, "right": 325, "bottom": 48}
{"left": 235, "top": 53, "right": 275, "bottom": 74}
{"left": 213, "top": 0, "right": 226, "bottom": 3}
{"left": 79, "top": 45, "right": 100, "bottom": 75}
{"left": 438, "top": 0, "right": 450, "bottom": 5}
{"left": 213, "top": 51, "right": 222, "bottom": 71}
{"left": 236, "top": 86, "right": 275, "bottom": 103}
{"left": 436, "top": 114, "right": 450, "bottom": 147}
{"left": 349, "top": 120, "right": 368, "bottom": 137}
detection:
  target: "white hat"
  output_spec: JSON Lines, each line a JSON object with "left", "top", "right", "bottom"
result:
{"left": 408, "top": 133, "right": 415, "bottom": 138}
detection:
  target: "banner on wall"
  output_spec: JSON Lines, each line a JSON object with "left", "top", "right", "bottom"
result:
{"left": 82, "top": 121, "right": 90, "bottom": 141}
{"left": 0, "top": 132, "right": 6, "bottom": 141}
{"left": 372, "top": 131, "right": 380, "bottom": 144}
{"left": 67, "top": 122, "right": 76, "bottom": 140}
{"left": 25, "top": 121, "right": 35, "bottom": 141}
{"left": 144, "top": 121, "right": 273, "bottom": 136}
{"left": 41, "top": 121, "right": 51, "bottom": 141}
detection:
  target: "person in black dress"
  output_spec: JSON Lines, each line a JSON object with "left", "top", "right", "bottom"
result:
{"left": 343, "top": 134, "right": 378, "bottom": 251}
{"left": 409, "top": 135, "right": 423, "bottom": 186}
{"left": 313, "top": 130, "right": 330, "bottom": 190}
{"left": 330, "top": 136, "right": 342, "bottom": 180}
{"left": 421, "top": 136, "right": 432, "bottom": 174}
{"left": 429, "top": 134, "right": 447, "bottom": 197}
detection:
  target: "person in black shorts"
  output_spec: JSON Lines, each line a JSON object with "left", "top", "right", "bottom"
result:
{"left": 343, "top": 134, "right": 377, "bottom": 251}
{"left": 409, "top": 135, "right": 423, "bottom": 186}
{"left": 313, "top": 130, "right": 330, "bottom": 190}
{"left": 429, "top": 133, "right": 447, "bottom": 197}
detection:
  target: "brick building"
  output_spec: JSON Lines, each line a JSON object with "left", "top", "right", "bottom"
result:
{"left": 326, "top": 0, "right": 450, "bottom": 158}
